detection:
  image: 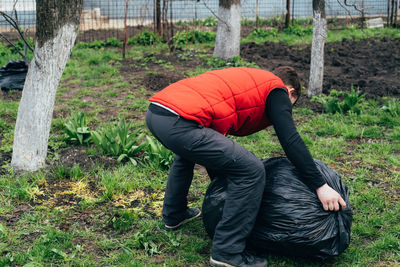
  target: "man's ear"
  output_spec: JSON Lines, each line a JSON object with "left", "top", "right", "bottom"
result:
{"left": 287, "top": 86, "right": 298, "bottom": 105}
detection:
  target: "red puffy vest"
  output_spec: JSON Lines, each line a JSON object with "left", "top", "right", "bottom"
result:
{"left": 149, "top": 67, "right": 287, "bottom": 136}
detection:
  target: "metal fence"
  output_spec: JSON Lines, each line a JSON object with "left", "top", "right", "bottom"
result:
{"left": 0, "top": 0, "right": 395, "bottom": 42}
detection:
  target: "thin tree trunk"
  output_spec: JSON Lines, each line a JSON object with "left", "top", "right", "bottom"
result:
{"left": 213, "top": 0, "right": 241, "bottom": 60}
{"left": 285, "top": 0, "right": 291, "bottom": 28}
{"left": 308, "top": 0, "right": 327, "bottom": 97}
{"left": 11, "top": 0, "right": 83, "bottom": 171}
{"left": 155, "top": 0, "right": 161, "bottom": 35}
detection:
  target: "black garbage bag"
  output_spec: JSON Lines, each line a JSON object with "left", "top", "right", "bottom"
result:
{"left": 202, "top": 157, "right": 353, "bottom": 259}
{"left": 0, "top": 60, "right": 29, "bottom": 90}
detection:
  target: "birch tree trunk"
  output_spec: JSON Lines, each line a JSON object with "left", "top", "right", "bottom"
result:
{"left": 308, "top": 0, "right": 327, "bottom": 97}
{"left": 11, "top": 0, "right": 83, "bottom": 171}
{"left": 213, "top": 0, "right": 241, "bottom": 60}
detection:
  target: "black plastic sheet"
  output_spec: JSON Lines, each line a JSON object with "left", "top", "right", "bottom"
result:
{"left": 0, "top": 60, "right": 28, "bottom": 90}
{"left": 202, "top": 157, "right": 353, "bottom": 259}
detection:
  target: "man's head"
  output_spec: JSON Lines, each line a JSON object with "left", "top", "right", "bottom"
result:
{"left": 273, "top": 66, "right": 301, "bottom": 105}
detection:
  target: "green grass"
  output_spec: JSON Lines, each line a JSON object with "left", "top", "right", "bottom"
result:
{"left": 1, "top": 27, "right": 400, "bottom": 266}
{"left": 241, "top": 24, "right": 400, "bottom": 46}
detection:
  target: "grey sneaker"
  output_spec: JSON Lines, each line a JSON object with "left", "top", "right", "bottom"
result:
{"left": 210, "top": 250, "right": 268, "bottom": 267}
{"left": 164, "top": 208, "right": 201, "bottom": 231}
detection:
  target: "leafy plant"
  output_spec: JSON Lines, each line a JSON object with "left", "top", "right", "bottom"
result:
{"left": 133, "top": 229, "right": 160, "bottom": 255}
{"left": 144, "top": 136, "right": 174, "bottom": 170}
{"left": 75, "top": 40, "right": 106, "bottom": 49}
{"left": 9, "top": 37, "right": 35, "bottom": 55}
{"left": 312, "top": 87, "right": 365, "bottom": 115}
{"left": 382, "top": 98, "right": 400, "bottom": 117}
{"left": 202, "top": 17, "right": 218, "bottom": 27}
{"left": 248, "top": 28, "right": 278, "bottom": 38}
{"left": 91, "top": 120, "right": 146, "bottom": 165}
{"left": 128, "top": 30, "right": 163, "bottom": 46}
{"left": 109, "top": 210, "right": 138, "bottom": 232}
{"left": 105, "top": 37, "right": 122, "bottom": 47}
{"left": 284, "top": 24, "right": 313, "bottom": 37}
{"left": 172, "top": 30, "right": 216, "bottom": 48}
{"left": 0, "top": 43, "right": 11, "bottom": 57}
{"left": 340, "top": 86, "right": 365, "bottom": 114}
{"left": 64, "top": 111, "right": 92, "bottom": 145}
{"left": 206, "top": 55, "right": 258, "bottom": 69}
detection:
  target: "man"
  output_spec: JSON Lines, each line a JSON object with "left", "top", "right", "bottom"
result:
{"left": 145, "top": 67, "right": 346, "bottom": 267}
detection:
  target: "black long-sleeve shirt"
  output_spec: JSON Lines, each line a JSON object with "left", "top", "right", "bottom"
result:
{"left": 266, "top": 88, "right": 326, "bottom": 190}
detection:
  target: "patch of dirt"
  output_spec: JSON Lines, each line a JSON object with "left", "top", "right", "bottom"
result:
{"left": 241, "top": 37, "right": 400, "bottom": 98}
{"left": 0, "top": 204, "right": 32, "bottom": 227}
{"left": 0, "top": 89, "right": 22, "bottom": 101}
{"left": 0, "top": 151, "right": 11, "bottom": 175}
{"left": 54, "top": 147, "right": 117, "bottom": 171}
{"left": 142, "top": 71, "right": 184, "bottom": 91}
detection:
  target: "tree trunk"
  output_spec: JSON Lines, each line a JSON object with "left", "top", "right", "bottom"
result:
{"left": 285, "top": 0, "right": 291, "bottom": 28}
{"left": 308, "top": 0, "right": 327, "bottom": 97}
{"left": 155, "top": 0, "right": 161, "bottom": 35}
{"left": 11, "top": 0, "right": 83, "bottom": 171}
{"left": 213, "top": 0, "right": 241, "bottom": 60}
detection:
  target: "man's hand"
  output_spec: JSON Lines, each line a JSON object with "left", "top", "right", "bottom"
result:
{"left": 316, "top": 183, "right": 347, "bottom": 211}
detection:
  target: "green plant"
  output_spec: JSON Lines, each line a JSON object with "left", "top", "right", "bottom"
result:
{"left": 144, "top": 136, "right": 174, "bottom": 170}
{"left": 64, "top": 111, "right": 92, "bottom": 145}
{"left": 284, "top": 24, "right": 313, "bottom": 36}
{"left": 91, "top": 120, "right": 146, "bottom": 165}
{"left": 202, "top": 17, "right": 218, "bottom": 27}
{"left": 312, "top": 87, "right": 365, "bottom": 114}
{"left": 75, "top": 40, "right": 106, "bottom": 49}
{"left": 133, "top": 229, "right": 160, "bottom": 255}
{"left": 128, "top": 30, "right": 163, "bottom": 46}
{"left": 206, "top": 55, "right": 258, "bottom": 69}
{"left": 340, "top": 86, "right": 365, "bottom": 114}
{"left": 172, "top": 30, "right": 216, "bottom": 48}
{"left": 109, "top": 210, "right": 138, "bottom": 232}
{"left": 106, "top": 37, "right": 122, "bottom": 47}
{"left": 53, "top": 164, "right": 84, "bottom": 180}
{"left": 382, "top": 98, "right": 400, "bottom": 117}
{"left": 248, "top": 28, "right": 278, "bottom": 38}
{"left": 9, "top": 37, "right": 35, "bottom": 55}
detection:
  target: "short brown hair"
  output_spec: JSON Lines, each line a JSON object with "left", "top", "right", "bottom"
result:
{"left": 273, "top": 66, "right": 301, "bottom": 99}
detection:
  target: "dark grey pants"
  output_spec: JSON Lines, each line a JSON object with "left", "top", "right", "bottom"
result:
{"left": 145, "top": 109, "right": 266, "bottom": 255}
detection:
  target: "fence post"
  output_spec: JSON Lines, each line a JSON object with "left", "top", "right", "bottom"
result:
{"left": 123, "top": 0, "right": 129, "bottom": 59}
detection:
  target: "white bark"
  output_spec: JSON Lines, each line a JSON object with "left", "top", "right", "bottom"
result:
{"left": 11, "top": 24, "right": 78, "bottom": 171}
{"left": 308, "top": 10, "right": 327, "bottom": 97}
{"left": 213, "top": 3, "right": 241, "bottom": 60}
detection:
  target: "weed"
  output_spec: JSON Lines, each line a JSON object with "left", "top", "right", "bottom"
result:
{"left": 284, "top": 24, "right": 313, "bottom": 36}
{"left": 52, "top": 164, "right": 85, "bottom": 180}
{"left": 206, "top": 55, "right": 258, "bottom": 69}
{"left": 64, "top": 111, "right": 92, "bottom": 145}
{"left": 106, "top": 37, "right": 122, "bottom": 47}
{"left": 248, "top": 28, "right": 278, "bottom": 38}
{"left": 75, "top": 40, "right": 105, "bottom": 49}
{"left": 109, "top": 209, "right": 138, "bottom": 232}
{"left": 144, "top": 136, "right": 174, "bottom": 170}
{"left": 172, "top": 30, "right": 216, "bottom": 48}
{"left": 91, "top": 120, "right": 146, "bottom": 165}
{"left": 133, "top": 229, "right": 160, "bottom": 255}
{"left": 312, "top": 87, "right": 365, "bottom": 115}
{"left": 128, "top": 30, "right": 163, "bottom": 46}
{"left": 382, "top": 98, "right": 400, "bottom": 117}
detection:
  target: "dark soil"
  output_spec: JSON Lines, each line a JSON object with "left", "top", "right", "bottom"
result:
{"left": 54, "top": 147, "right": 117, "bottom": 171}
{"left": 124, "top": 37, "right": 400, "bottom": 105}
{"left": 241, "top": 37, "right": 400, "bottom": 98}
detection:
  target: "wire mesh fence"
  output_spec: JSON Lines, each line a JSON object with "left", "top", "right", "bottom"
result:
{"left": 0, "top": 0, "right": 396, "bottom": 42}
